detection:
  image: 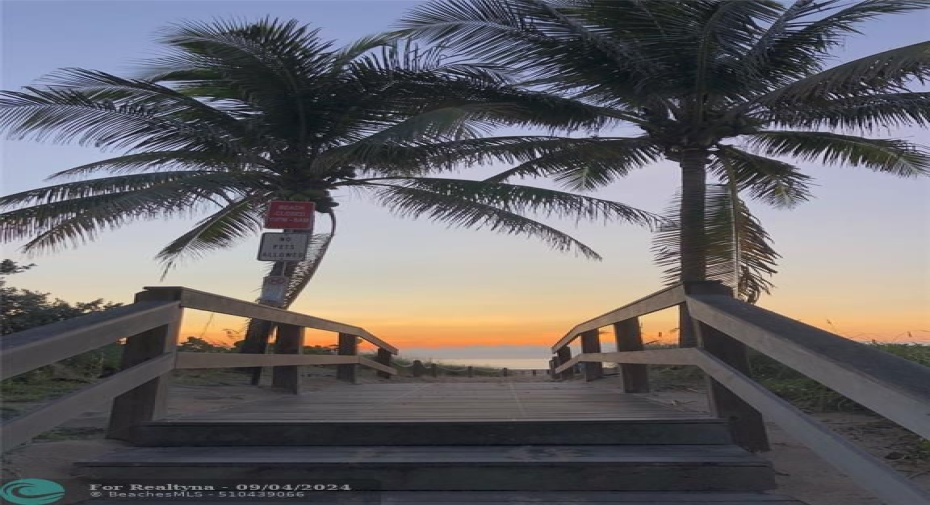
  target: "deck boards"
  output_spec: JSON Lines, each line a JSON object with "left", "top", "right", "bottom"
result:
{"left": 169, "top": 381, "right": 705, "bottom": 422}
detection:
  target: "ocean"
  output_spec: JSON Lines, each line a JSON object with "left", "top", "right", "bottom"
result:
{"left": 436, "top": 358, "right": 567, "bottom": 370}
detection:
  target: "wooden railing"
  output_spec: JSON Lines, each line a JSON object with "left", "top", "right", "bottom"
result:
{"left": 0, "top": 286, "right": 398, "bottom": 450}
{"left": 550, "top": 281, "right": 930, "bottom": 505}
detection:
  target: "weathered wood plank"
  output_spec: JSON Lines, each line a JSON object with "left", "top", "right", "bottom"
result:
{"left": 552, "top": 285, "right": 685, "bottom": 352}
{"left": 691, "top": 349, "right": 930, "bottom": 505}
{"left": 580, "top": 330, "right": 603, "bottom": 381}
{"left": 358, "top": 357, "right": 397, "bottom": 375}
{"left": 556, "top": 347, "right": 575, "bottom": 379}
{"left": 1, "top": 353, "right": 175, "bottom": 450}
{"left": 557, "top": 349, "right": 697, "bottom": 373}
{"left": 0, "top": 301, "right": 178, "bottom": 380}
{"left": 142, "top": 286, "right": 398, "bottom": 354}
{"left": 74, "top": 444, "right": 775, "bottom": 492}
{"left": 697, "top": 321, "right": 769, "bottom": 452}
{"left": 376, "top": 348, "right": 393, "bottom": 379}
{"left": 336, "top": 332, "right": 358, "bottom": 384}
{"left": 367, "top": 491, "right": 803, "bottom": 503}
{"left": 271, "top": 324, "right": 304, "bottom": 393}
{"left": 133, "top": 419, "right": 731, "bottom": 446}
{"left": 172, "top": 382, "right": 700, "bottom": 423}
{"left": 614, "top": 318, "right": 649, "bottom": 393}
{"left": 107, "top": 290, "right": 182, "bottom": 440}
{"left": 687, "top": 294, "right": 930, "bottom": 439}
{"left": 175, "top": 353, "right": 357, "bottom": 369}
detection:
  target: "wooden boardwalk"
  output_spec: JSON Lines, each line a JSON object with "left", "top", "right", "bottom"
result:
{"left": 169, "top": 381, "right": 705, "bottom": 423}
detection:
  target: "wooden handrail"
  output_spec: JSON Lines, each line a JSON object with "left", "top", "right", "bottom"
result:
{"left": 174, "top": 352, "right": 396, "bottom": 375}
{"left": 143, "top": 286, "right": 397, "bottom": 354}
{"left": 686, "top": 294, "right": 930, "bottom": 439}
{"left": 174, "top": 353, "right": 359, "bottom": 369}
{"left": 1, "top": 285, "right": 399, "bottom": 450}
{"left": 1, "top": 353, "right": 175, "bottom": 450}
{"left": 551, "top": 283, "right": 930, "bottom": 505}
{"left": 0, "top": 301, "right": 179, "bottom": 380}
{"left": 551, "top": 284, "right": 685, "bottom": 352}
{"left": 565, "top": 348, "right": 930, "bottom": 505}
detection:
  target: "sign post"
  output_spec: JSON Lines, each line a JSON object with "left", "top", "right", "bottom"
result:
{"left": 249, "top": 200, "right": 317, "bottom": 385}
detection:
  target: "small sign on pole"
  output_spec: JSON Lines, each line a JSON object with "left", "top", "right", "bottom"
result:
{"left": 257, "top": 232, "right": 311, "bottom": 261}
{"left": 259, "top": 275, "right": 289, "bottom": 305}
{"left": 264, "top": 201, "right": 315, "bottom": 229}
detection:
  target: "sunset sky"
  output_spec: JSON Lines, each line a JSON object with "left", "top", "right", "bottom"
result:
{"left": 2, "top": 1, "right": 928, "bottom": 362}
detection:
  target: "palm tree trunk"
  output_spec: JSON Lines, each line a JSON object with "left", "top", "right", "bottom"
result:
{"left": 238, "top": 212, "right": 337, "bottom": 385}
{"left": 239, "top": 260, "right": 291, "bottom": 384}
{"left": 678, "top": 148, "right": 709, "bottom": 347}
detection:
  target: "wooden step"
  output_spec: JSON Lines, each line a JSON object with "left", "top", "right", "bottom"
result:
{"left": 131, "top": 419, "right": 732, "bottom": 446}
{"left": 76, "top": 491, "right": 806, "bottom": 504}
{"left": 73, "top": 445, "right": 776, "bottom": 492}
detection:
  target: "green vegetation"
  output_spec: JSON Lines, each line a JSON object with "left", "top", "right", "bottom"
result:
{"left": 647, "top": 341, "right": 930, "bottom": 414}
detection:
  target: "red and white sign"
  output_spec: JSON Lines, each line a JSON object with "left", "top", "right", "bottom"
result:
{"left": 264, "top": 201, "right": 315, "bottom": 229}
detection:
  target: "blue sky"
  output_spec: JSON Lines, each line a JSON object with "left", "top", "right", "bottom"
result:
{"left": 2, "top": 1, "right": 929, "bottom": 360}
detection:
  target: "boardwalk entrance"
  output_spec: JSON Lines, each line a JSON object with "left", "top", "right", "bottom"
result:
{"left": 159, "top": 381, "right": 705, "bottom": 422}
{"left": 3, "top": 283, "right": 928, "bottom": 504}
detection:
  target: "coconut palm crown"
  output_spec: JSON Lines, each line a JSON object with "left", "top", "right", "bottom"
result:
{"left": 399, "top": 0, "right": 930, "bottom": 308}
{"left": 0, "top": 18, "right": 660, "bottom": 291}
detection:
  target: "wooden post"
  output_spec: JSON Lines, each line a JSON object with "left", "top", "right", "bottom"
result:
{"left": 556, "top": 347, "right": 574, "bottom": 380}
{"left": 502, "top": 368, "right": 509, "bottom": 377}
{"left": 336, "top": 333, "right": 358, "bottom": 384}
{"left": 375, "top": 348, "right": 392, "bottom": 379}
{"left": 580, "top": 329, "right": 603, "bottom": 381}
{"left": 614, "top": 317, "right": 650, "bottom": 393}
{"left": 686, "top": 281, "right": 770, "bottom": 452}
{"left": 467, "top": 366, "right": 474, "bottom": 378}
{"left": 532, "top": 369, "right": 537, "bottom": 376}
{"left": 271, "top": 324, "right": 304, "bottom": 393}
{"left": 548, "top": 358, "right": 557, "bottom": 378}
{"left": 430, "top": 363, "right": 438, "bottom": 377}
{"left": 107, "top": 289, "right": 181, "bottom": 440}
{"left": 412, "top": 360, "right": 425, "bottom": 377}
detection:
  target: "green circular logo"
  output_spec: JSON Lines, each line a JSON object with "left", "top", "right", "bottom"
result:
{"left": 0, "top": 479, "right": 65, "bottom": 505}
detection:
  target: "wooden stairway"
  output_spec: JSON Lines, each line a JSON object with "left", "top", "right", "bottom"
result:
{"left": 72, "top": 382, "right": 805, "bottom": 504}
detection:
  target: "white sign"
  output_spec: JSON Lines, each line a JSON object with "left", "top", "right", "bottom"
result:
{"left": 257, "top": 232, "right": 311, "bottom": 261}
{"left": 260, "top": 276, "right": 289, "bottom": 304}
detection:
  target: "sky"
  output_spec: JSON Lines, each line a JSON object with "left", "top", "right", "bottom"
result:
{"left": 1, "top": 1, "right": 929, "bottom": 362}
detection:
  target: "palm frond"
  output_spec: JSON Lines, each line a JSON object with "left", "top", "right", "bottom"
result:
{"left": 283, "top": 231, "right": 335, "bottom": 306}
{"left": 155, "top": 197, "right": 265, "bottom": 277}
{"left": 746, "top": 131, "right": 930, "bottom": 177}
{"left": 0, "top": 86, "right": 247, "bottom": 155}
{"left": 482, "top": 137, "right": 662, "bottom": 191}
{"left": 738, "top": 0, "right": 929, "bottom": 85}
{"left": 652, "top": 185, "right": 779, "bottom": 303}
{"left": 45, "top": 151, "right": 266, "bottom": 179}
{"left": 0, "top": 172, "right": 266, "bottom": 252}
{"left": 713, "top": 145, "right": 814, "bottom": 208}
{"left": 766, "top": 91, "right": 930, "bottom": 132}
{"left": 366, "top": 181, "right": 603, "bottom": 260}
{"left": 369, "top": 177, "right": 661, "bottom": 227}
{"left": 747, "top": 41, "right": 930, "bottom": 109}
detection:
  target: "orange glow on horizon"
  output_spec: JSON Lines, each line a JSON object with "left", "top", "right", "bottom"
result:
{"left": 180, "top": 318, "right": 929, "bottom": 351}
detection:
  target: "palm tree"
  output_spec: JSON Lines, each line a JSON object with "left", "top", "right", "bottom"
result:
{"left": 0, "top": 18, "right": 660, "bottom": 363}
{"left": 398, "top": 0, "right": 930, "bottom": 344}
